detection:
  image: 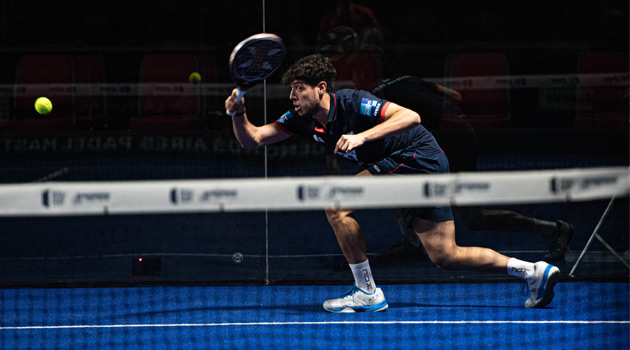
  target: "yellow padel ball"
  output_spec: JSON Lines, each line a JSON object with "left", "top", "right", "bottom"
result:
{"left": 34, "top": 97, "right": 53, "bottom": 115}
{"left": 189, "top": 72, "right": 201, "bottom": 84}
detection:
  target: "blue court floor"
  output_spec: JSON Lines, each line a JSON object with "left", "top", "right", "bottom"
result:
{"left": 0, "top": 282, "right": 628, "bottom": 349}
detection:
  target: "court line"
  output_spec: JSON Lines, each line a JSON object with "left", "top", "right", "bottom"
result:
{"left": 1, "top": 320, "right": 628, "bottom": 330}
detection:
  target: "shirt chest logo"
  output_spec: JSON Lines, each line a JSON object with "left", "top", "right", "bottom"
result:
{"left": 313, "top": 125, "right": 326, "bottom": 143}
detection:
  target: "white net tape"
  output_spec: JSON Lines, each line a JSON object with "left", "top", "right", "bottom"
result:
{"left": 0, "top": 167, "right": 627, "bottom": 216}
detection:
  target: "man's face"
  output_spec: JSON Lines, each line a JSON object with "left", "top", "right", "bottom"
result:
{"left": 289, "top": 80, "right": 321, "bottom": 117}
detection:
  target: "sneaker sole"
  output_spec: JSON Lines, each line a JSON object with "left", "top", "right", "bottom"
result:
{"left": 324, "top": 301, "right": 389, "bottom": 313}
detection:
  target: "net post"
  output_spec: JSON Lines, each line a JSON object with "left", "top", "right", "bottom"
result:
{"left": 568, "top": 196, "right": 625, "bottom": 277}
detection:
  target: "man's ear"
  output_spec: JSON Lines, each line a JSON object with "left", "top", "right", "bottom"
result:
{"left": 317, "top": 81, "right": 328, "bottom": 95}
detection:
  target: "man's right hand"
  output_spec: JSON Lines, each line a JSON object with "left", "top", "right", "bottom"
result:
{"left": 225, "top": 88, "right": 246, "bottom": 116}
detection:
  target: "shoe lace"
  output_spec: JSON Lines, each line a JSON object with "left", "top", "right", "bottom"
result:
{"left": 341, "top": 284, "right": 360, "bottom": 299}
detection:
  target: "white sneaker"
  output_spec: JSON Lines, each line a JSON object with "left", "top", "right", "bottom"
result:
{"left": 525, "top": 261, "right": 560, "bottom": 308}
{"left": 323, "top": 284, "right": 388, "bottom": 313}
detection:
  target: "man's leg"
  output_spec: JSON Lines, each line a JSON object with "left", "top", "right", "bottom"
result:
{"left": 458, "top": 207, "right": 574, "bottom": 262}
{"left": 325, "top": 206, "right": 368, "bottom": 265}
{"left": 413, "top": 218, "right": 510, "bottom": 273}
{"left": 325, "top": 169, "right": 372, "bottom": 266}
{"left": 323, "top": 205, "right": 388, "bottom": 312}
{"left": 322, "top": 169, "right": 388, "bottom": 313}
{"left": 379, "top": 206, "right": 574, "bottom": 264}
{"left": 413, "top": 217, "right": 560, "bottom": 308}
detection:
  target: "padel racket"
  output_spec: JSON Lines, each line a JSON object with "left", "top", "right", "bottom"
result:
{"left": 226, "top": 33, "right": 286, "bottom": 115}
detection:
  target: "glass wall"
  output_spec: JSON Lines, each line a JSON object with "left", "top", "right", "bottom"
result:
{"left": 0, "top": 0, "right": 627, "bottom": 285}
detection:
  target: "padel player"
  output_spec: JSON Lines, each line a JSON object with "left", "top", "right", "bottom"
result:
{"left": 225, "top": 54, "right": 560, "bottom": 312}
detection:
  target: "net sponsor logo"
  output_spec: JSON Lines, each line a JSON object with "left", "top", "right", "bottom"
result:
{"left": 170, "top": 188, "right": 238, "bottom": 205}
{"left": 550, "top": 177, "right": 575, "bottom": 193}
{"left": 42, "top": 190, "right": 66, "bottom": 207}
{"left": 297, "top": 185, "right": 364, "bottom": 201}
{"left": 327, "top": 186, "right": 364, "bottom": 199}
{"left": 454, "top": 182, "right": 491, "bottom": 193}
{"left": 550, "top": 175, "right": 618, "bottom": 194}
{"left": 170, "top": 188, "right": 194, "bottom": 204}
{"left": 297, "top": 186, "right": 320, "bottom": 201}
{"left": 424, "top": 181, "right": 490, "bottom": 198}
{"left": 423, "top": 183, "right": 448, "bottom": 198}
{"left": 199, "top": 189, "right": 238, "bottom": 202}
{"left": 73, "top": 192, "right": 111, "bottom": 205}
{"left": 42, "top": 190, "right": 111, "bottom": 207}
{"left": 580, "top": 176, "right": 618, "bottom": 190}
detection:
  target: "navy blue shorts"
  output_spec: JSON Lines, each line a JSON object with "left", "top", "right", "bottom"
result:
{"left": 366, "top": 150, "right": 454, "bottom": 222}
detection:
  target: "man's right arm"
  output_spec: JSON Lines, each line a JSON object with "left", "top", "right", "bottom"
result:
{"left": 225, "top": 89, "right": 291, "bottom": 149}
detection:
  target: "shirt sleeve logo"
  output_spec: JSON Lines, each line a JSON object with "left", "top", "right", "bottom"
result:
{"left": 360, "top": 98, "right": 382, "bottom": 117}
{"left": 276, "top": 111, "right": 293, "bottom": 124}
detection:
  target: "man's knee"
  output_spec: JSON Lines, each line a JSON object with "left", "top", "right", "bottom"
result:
{"left": 413, "top": 218, "right": 459, "bottom": 269}
{"left": 428, "top": 253, "right": 454, "bottom": 270}
{"left": 423, "top": 243, "right": 458, "bottom": 270}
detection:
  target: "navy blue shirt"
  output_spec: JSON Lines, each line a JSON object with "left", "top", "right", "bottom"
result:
{"left": 274, "top": 89, "right": 443, "bottom": 167}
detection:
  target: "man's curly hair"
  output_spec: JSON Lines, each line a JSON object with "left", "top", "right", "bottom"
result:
{"left": 281, "top": 54, "right": 336, "bottom": 91}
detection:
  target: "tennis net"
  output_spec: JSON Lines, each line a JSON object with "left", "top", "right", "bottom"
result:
{"left": 0, "top": 167, "right": 627, "bottom": 286}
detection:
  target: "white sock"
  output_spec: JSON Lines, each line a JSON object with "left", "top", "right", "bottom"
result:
{"left": 349, "top": 259, "right": 376, "bottom": 293}
{"left": 507, "top": 258, "right": 535, "bottom": 280}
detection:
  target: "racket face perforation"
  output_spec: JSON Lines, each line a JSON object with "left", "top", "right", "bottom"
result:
{"left": 229, "top": 34, "right": 286, "bottom": 83}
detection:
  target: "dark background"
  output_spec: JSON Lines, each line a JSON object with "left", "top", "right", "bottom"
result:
{"left": 0, "top": 0, "right": 627, "bottom": 285}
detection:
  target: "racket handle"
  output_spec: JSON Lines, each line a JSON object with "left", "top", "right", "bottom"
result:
{"left": 226, "top": 88, "right": 248, "bottom": 116}
{"left": 235, "top": 88, "right": 247, "bottom": 101}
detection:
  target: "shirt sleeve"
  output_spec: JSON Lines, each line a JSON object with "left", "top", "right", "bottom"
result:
{"left": 353, "top": 90, "right": 390, "bottom": 124}
{"left": 273, "top": 110, "right": 311, "bottom": 136}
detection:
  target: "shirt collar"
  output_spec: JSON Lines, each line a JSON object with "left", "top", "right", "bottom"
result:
{"left": 312, "top": 92, "right": 337, "bottom": 133}
{"left": 327, "top": 92, "right": 337, "bottom": 123}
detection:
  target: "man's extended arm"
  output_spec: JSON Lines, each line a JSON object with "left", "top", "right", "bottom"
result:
{"left": 225, "top": 89, "right": 291, "bottom": 149}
